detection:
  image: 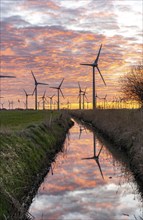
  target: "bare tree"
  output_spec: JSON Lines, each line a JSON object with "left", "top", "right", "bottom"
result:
{"left": 121, "top": 64, "right": 143, "bottom": 108}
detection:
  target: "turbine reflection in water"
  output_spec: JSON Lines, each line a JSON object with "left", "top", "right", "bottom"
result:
{"left": 29, "top": 120, "right": 142, "bottom": 220}
{"left": 81, "top": 133, "right": 104, "bottom": 179}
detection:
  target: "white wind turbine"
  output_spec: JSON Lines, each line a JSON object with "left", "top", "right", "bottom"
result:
{"left": 50, "top": 78, "right": 64, "bottom": 110}
{"left": 31, "top": 70, "right": 48, "bottom": 110}
{"left": 80, "top": 44, "right": 106, "bottom": 109}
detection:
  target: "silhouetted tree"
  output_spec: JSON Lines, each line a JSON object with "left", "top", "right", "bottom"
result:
{"left": 121, "top": 64, "right": 143, "bottom": 108}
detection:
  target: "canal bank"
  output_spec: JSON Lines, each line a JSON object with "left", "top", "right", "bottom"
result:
{"left": 0, "top": 111, "right": 73, "bottom": 219}
{"left": 70, "top": 109, "right": 143, "bottom": 197}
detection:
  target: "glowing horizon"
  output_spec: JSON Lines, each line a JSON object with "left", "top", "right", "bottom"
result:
{"left": 1, "top": 0, "right": 142, "bottom": 109}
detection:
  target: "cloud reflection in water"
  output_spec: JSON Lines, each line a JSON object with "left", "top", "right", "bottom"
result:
{"left": 29, "top": 121, "right": 142, "bottom": 220}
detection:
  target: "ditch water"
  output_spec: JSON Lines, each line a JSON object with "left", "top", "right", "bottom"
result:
{"left": 29, "top": 120, "right": 142, "bottom": 220}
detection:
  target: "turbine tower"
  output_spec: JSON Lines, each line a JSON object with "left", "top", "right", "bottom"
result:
{"left": 80, "top": 44, "right": 106, "bottom": 109}
{"left": 50, "top": 78, "right": 64, "bottom": 110}
{"left": 31, "top": 70, "right": 48, "bottom": 110}
{"left": 23, "top": 89, "right": 33, "bottom": 110}
{"left": 82, "top": 133, "right": 104, "bottom": 179}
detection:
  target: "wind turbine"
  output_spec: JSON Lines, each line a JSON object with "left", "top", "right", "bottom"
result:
{"left": 67, "top": 100, "right": 71, "bottom": 109}
{"left": 23, "top": 89, "right": 33, "bottom": 110}
{"left": 8, "top": 100, "right": 13, "bottom": 110}
{"left": 101, "top": 94, "right": 107, "bottom": 109}
{"left": 82, "top": 133, "right": 104, "bottom": 179}
{"left": 50, "top": 78, "right": 64, "bottom": 110}
{"left": 48, "top": 94, "right": 55, "bottom": 110}
{"left": 39, "top": 90, "right": 47, "bottom": 110}
{"left": 1, "top": 102, "right": 4, "bottom": 109}
{"left": 80, "top": 44, "right": 106, "bottom": 109}
{"left": 82, "top": 87, "right": 88, "bottom": 110}
{"left": 31, "top": 70, "right": 48, "bottom": 110}
{"left": 77, "top": 82, "right": 83, "bottom": 110}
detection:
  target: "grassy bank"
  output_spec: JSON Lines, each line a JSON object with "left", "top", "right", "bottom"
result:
{"left": 70, "top": 109, "right": 143, "bottom": 190}
{"left": 0, "top": 110, "right": 73, "bottom": 219}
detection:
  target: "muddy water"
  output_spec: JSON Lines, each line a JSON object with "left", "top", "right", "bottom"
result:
{"left": 29, "top": 120, "right": 142, "bottom": 220}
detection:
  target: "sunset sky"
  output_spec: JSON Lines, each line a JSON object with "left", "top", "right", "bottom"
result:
{"left": 1, "top": 0, "right": 142, "bottom": 109}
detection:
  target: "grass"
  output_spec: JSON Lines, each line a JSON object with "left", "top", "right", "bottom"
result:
{"left": 0, "top": 110, "right": 73, "bottom": 219}
{"left": 70, "top": 109, "right": 143, "bottom": 193}
{"left": 0, "top": 110, "right": 60, "bottom": 132}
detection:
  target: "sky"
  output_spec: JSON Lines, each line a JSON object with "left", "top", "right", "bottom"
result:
{"left": 0, "top": 0, "right": 142, "bottom": 109}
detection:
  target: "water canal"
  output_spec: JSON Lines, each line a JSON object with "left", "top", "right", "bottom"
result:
{"left": 29, "top": 120, "right": 142, "bottom": 220}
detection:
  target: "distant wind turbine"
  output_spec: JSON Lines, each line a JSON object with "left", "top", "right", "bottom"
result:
{"left": 50, "top": 78, "right": 64, "bottom": 110}
{"left": 77, "top": 82, "right": 83, "bottom": 110}
{"left": 67, "top": 100, "right": 71, "bottom": 109}
{"left": 102, "top": 94, "right": 107, "bottom": 109}
{"left": 23, "top": 89, "right": 33, "bottom": 110}
{"left": 39, "top": 90, "right": 47, "bottom": 110}
{"left": 82, "top": 133, "right": 104, "bottom": 179}
{"left": 48, "top": 94, "right": 55, "bottom": 110}
{"left": 8, "top": 100, "right": 14, "bottom": 110}
{"left": 1, "top": 102, "right": 4, "bottom": 109}
{"left": 31, "top": 70, "right": 48, "bottom": 110}
{"left": 80, "top": 44, "right": 106, "bottom": 109}
{"left": 81, "top": 87, "right": 88, "bottom": 110}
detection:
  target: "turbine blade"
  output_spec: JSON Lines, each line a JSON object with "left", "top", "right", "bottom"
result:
{"left": 43, "top": 90, "right": 46, "bottom": 97}
{"left": 81, "top": 157, "right": 94, "bottom": 160}
{"left": 32, "top": 86, "right": 36, "bottom": 95}
{"left": 45, "top": 97, "right": 48, "bottom": 102}
{"left": 78, "top": 82, "right": 81, "bottom": 91}
{"left": 94, "top": 44, "right": 102, "bottom": 64}
{"left": 95, "top": 158, "right": 104, "bottom": 179}
{"left": 31, "top": 70, "right": 37, "bottom": 83}
{"left": 37, "top": 82, "right": 48, "bottom": 86}
{"left": 0, "top": 75, "right": 16, "bottom": 78}
{"left": 60, "top": 88, "right": 64, "bottom": 98}
{"left": 80, "top": 63, "right": 93, "bottom": 66}
{"left": 50, "top": 86, "right": 58, "bottom": 89}
{"left": 59, "top": 78, "right": 64, "bottom": 88}
{"left": 85, "top": 94, "right": 88, "bottom": 101}
{"left": 23, "top": 89, "right": 27, "bottom": 95}
{"left": 97, "top": 145, "right": 103, "bottom": 157}
{"left": 96, "top": 66, "right": 106, "bottom": 86}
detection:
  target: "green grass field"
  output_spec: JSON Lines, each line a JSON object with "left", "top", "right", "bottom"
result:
{"left": 0, "top": 110, "right": 59, "bottom": 132}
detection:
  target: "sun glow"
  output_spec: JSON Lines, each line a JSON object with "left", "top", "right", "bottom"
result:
{"left": 0, "top": 0, "right": 142, "bottom": 109}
